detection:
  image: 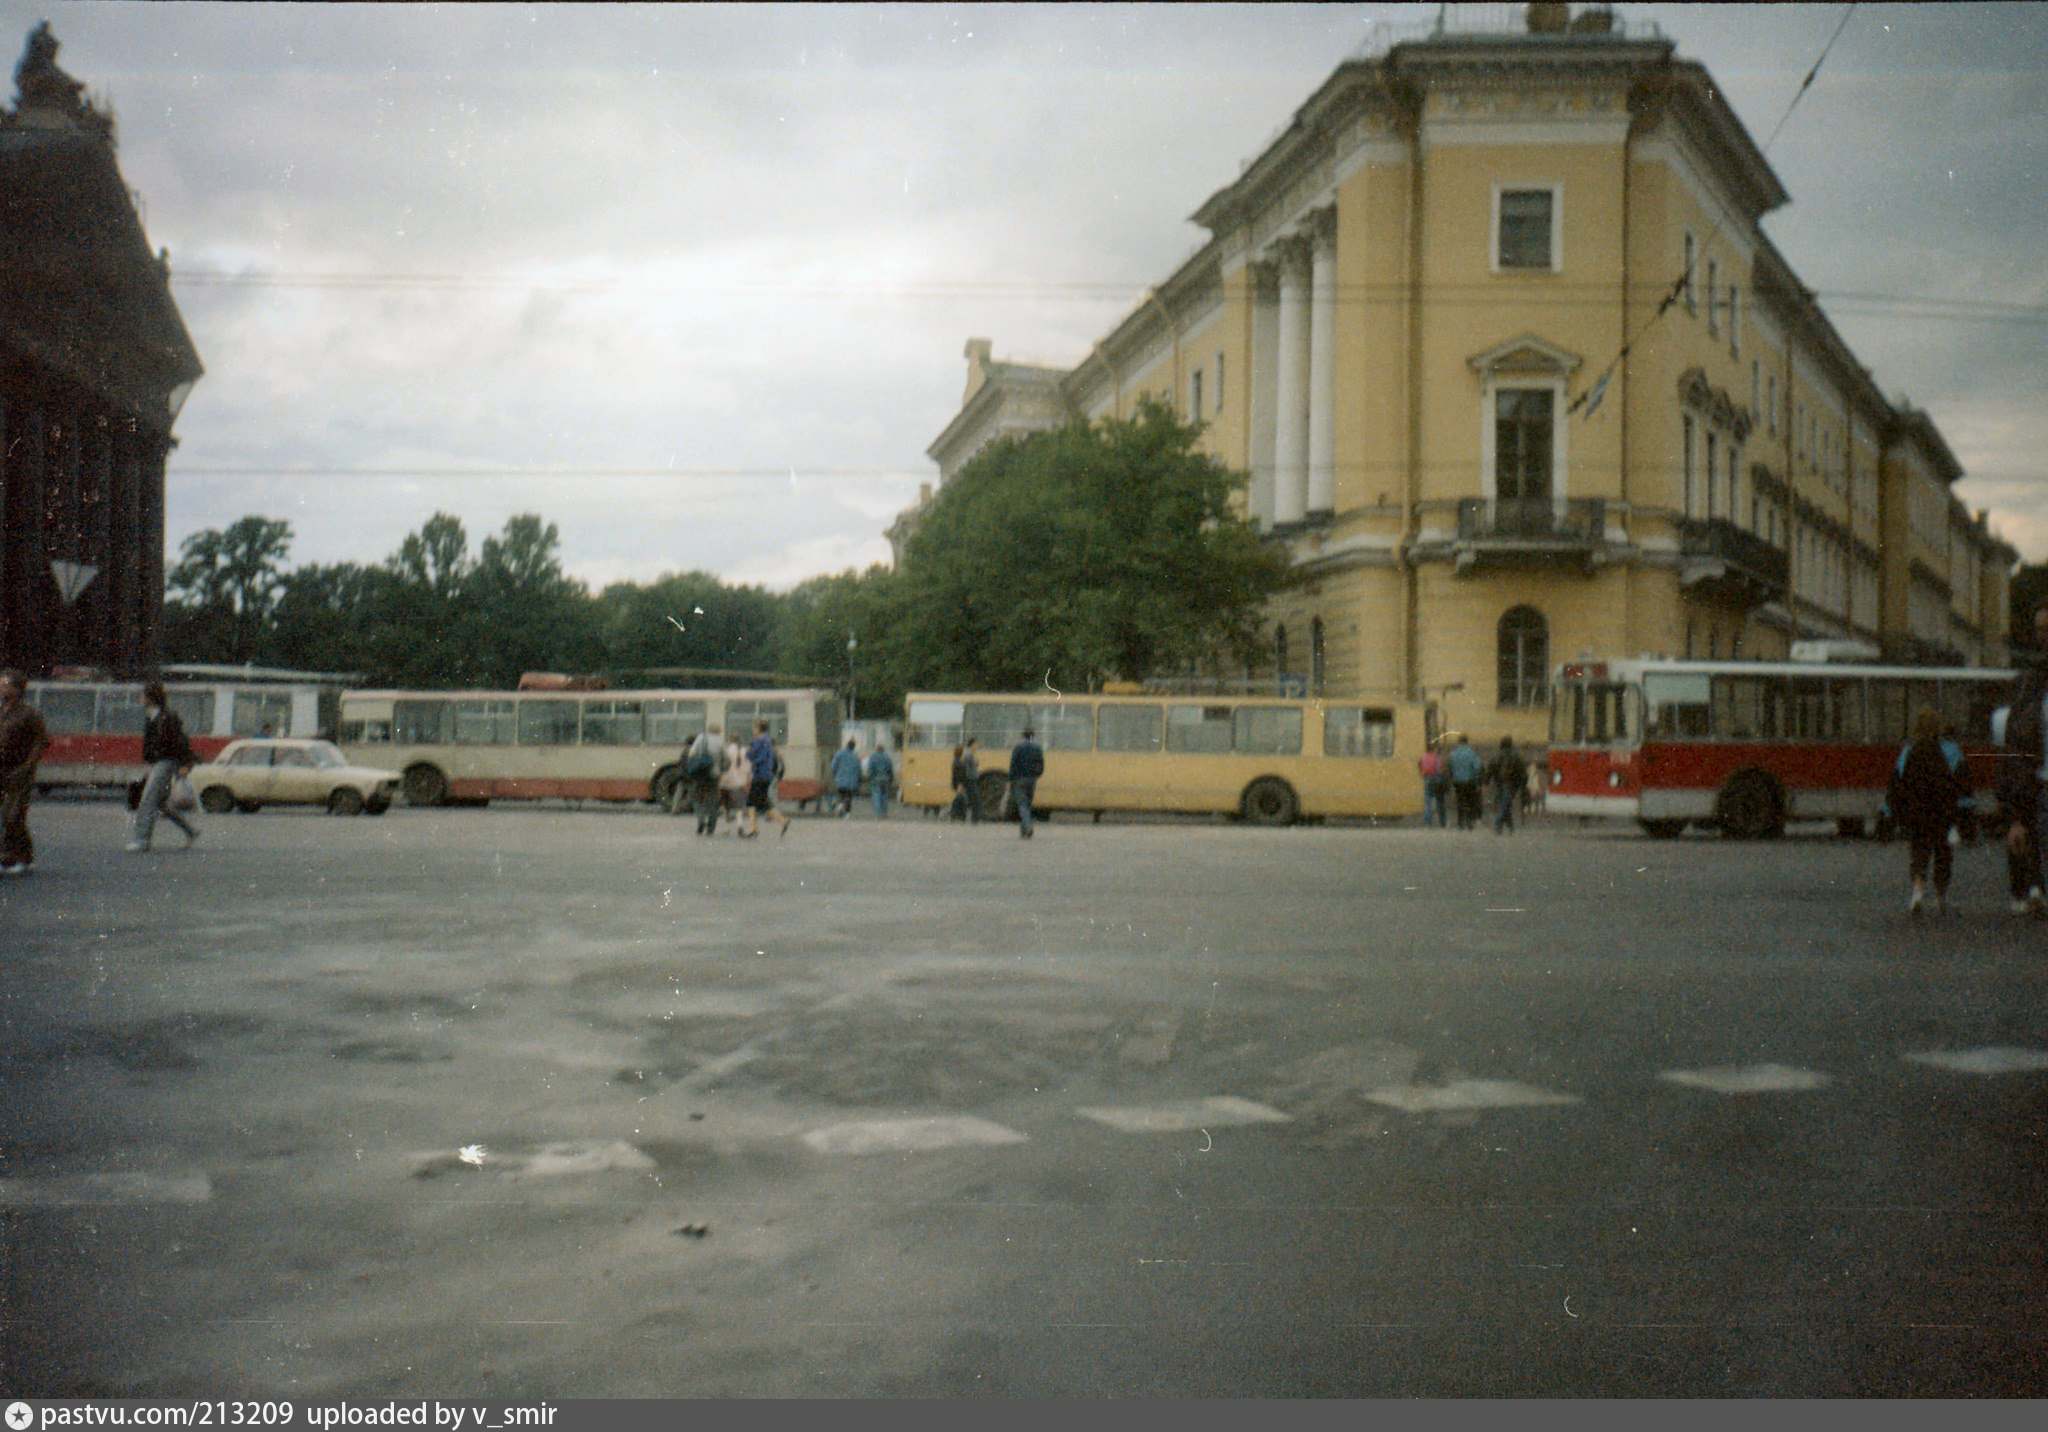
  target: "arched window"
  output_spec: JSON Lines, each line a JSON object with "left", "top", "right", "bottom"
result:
{"left": 1310, "top": 618, "right": 1326, "bottom": 692}
{"left": 1497, "top": 606, "right": 1548, "bottom": 709}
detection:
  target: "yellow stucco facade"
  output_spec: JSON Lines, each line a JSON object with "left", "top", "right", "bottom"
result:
{"left": 923, "top": 8, "right": 2014, "bottom": 748}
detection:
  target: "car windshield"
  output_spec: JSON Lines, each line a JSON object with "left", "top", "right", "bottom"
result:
{"left": 305, "top": 742, "right": 347, "bottom": 768}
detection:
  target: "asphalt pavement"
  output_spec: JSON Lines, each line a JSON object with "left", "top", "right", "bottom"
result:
{"left": 3, "top": 796, "right": 2046, "bottom": 1397}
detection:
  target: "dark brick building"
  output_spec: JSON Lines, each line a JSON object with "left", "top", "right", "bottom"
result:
{"left": 1, "top": 22, "right": 201, "bottom": 677}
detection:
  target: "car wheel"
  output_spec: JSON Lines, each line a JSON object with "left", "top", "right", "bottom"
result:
{"left": 329, "top": 787, "right": 365, "bottom": 816}
{"left": 199, "top": 786, "right": 236, "bottom": 815}
{"left": 1240, "top": 776, "right": 1300, "bottom": 827}
{"left": 365, "top": 796, "right": 390, "bottom": 815}
{"left": 236, "top": 800, "right": 262, "bottom": 814}
{"left": 403, "top": 763, "right": 449, "bottom": 807}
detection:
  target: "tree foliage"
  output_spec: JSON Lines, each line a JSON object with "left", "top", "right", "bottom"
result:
{"left": 895, "top": 397, "right": 1294, "bottom": 691}
{"left": 165, "top": 515, "right": 294, "bottom": 662}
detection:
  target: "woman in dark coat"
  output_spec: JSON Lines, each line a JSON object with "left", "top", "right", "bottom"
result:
{"left": 1892, "top": 708, "right": 1967, "bottom": 917}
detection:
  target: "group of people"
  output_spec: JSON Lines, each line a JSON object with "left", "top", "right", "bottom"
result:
{"left": 1, "top": 671, "right": 200, "bottom": 874}
{"left": 827, "top": 738, "right": 897, "bottom": 819}
{"left": 944, "top": 730, "right": 1044, "bottom": 837}
{"left": 1419, "top": 733, "right": 1529, "bottom": 834}
{"left": 671, "top": 718, "right": 808, "bottom": 839}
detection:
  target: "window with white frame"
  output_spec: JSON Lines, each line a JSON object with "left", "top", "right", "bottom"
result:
{"left": 1497, "top": 607, "right": 1549, "bottom": 710}
{"left": 1495, "top": 187, "right": 1557, "bottom": 272}
{"left": 1493, "top": 387, "right": 1556, "bottom": 501}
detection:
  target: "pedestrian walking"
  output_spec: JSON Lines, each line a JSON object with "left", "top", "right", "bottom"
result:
{"left": 129, "top": 681, "right": 201, "bottom": 852}
{"left": 951, "top": 738, "right": 981, "bottom": 823}
{"left": 719, "top": 732, "right": 748, "bottom": 833}
{"left": 830, "top": 738, "right": 863, "bottom": 817}
{"left": 741, "top": 719, "right": 788, "bottom": 839}
{"left": 1418, "top": 739, "right": 1448, "bottom": 828}
{"left": 2000, "top": 603, "right": 2048, "bottom": 915}
{"left": 865, "top": 743, "right": 895, "bottom": 818}
{"left": 681, "top": 726, "right": 723, "bottom": 835}
{"left": 1893, "top": 708, "right": 1968, "bottom": 917}
{"left": 0, "top": 668, "right": 50, "bottom": 876}
{"left": 1488, "top": 736, "right": 1528, "bottom": 835}
{"left": 1446, "top": 733, "right": 1485, "bottom": 831}
{"left": 1009, "top": 726, "right": 1045, "bottom": 839}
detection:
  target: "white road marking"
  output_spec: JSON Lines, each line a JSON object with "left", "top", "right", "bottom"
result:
{"left": 1365, "top": 1079, "right": 1580, "bottom": 1113}
{"left": 1904, "top": 1046, "right": 2048, "bottom": 1076}
{"left": 0, "top": 1171, "right": 213, "bottom": 1206}
{"left": 1657, "top": 1063, "right": 1834, "bottom": 1095}
{"left": 1073, "top": 1096, "right": 1291, "bottom": 1134}
{"left": 802, "top": 1115, "right": 1027, "bottom": 1156}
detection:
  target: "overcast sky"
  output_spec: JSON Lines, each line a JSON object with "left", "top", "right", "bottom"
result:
{"left": 8, "top": 2, "right": 2046, "bottom": 591}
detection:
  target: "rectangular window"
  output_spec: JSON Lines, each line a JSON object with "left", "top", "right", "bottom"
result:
{"left": 1767, "top": 374, "right": 1777, "bottom": 434}
{"left": 1496, "top": 188, "right": 1555, "bottom": 271}
{"left": 1705, "top": 430, "right": 1719, "bottom": 520}
{"left": 1323, "top": 706, "right": 1394, "bottom": 759}
{"left": 453, "top": 700, "right": 516, "bottom": 745}
{"left": 1234, "top": 705, "right": 1304, "bottom": 756}
{"left": 1215, "top": 352, "right": 1225, "bottom": 409}
{"left": 1683, "top": 231, "right": 1697, "bottom": 313}
{"left": 517, "top": 699, "right": 579, "bottom": 747}
{"left": 1097, "top": 703, "right": 1163, "bottom": 754}
{"left": 32, "top": 686, "right": 95, "bottom": 733}
{"left": 391, "top": 699, "right": 450, "bottom": 745}
{"left": 1494, "top": 388, "right": 1554, "bottom": 501}
{"left": 96, "top": 685, "right": 145, "bottom": 736}
{"left": 1705, "top": 258, "right": 1719, "bottom": 337}
{"left": 724, "top": 699, "right": 789, "bottom": 746}
{"left": 233, "top": 690, "right": 293, "bottom": 737}
{"left": 1727, "top": 284, "right": 1740, "bottom": 355}
{"left": 1031, "top": 702, "right": 1094, "bottom": 752}
{"left": 580, "top": 699, "right": 645, "bottom": 745}
{"left": 1166, "top": 705, "right": 1235, "bottom": 754}
{"left": 642, "top": 699, "right": 706, "bottom": 746}
{"left": 906, "top": 700, "right": 964, "bottom": 751}
{"left": 1189, "top": 368, "right": 1203, "bottom": 421}
{"left": 1682, "top": 414, "right": 1697, "bottom": 518}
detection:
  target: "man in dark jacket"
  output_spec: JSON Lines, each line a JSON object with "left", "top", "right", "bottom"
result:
{"left": 0, "top": 669, "right": 50, "bottom": 875}
{"left": 1009, "top": 727, "right": 1045, "bottom": 839}
{"left": 2000, "top": 604, "right": 2048, "bottom": 915}
{"left": 130, "top": 680, "right": 200, "bottom": 852}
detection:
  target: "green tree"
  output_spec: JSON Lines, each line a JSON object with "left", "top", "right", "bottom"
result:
{"left": 773, "top": 565, "right": 913, "bottom": 718}
{"left": 467, "top": 514, "right": 602, "bottom": 685}
{"left": 598, "top": 571, "right": 783, "bottom": 681}
{"left": 895, "top": 397, "right": 1295, "bottom": 691}
{"left": 165, "top": 515, "right": 293, "bottom": 663}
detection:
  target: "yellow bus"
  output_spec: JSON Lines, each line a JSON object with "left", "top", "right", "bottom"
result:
{"left": 901, "top": 691, "right": 1433, "bottom": 826}
{"left": 336, "top": 687, "right": 841, "bottom": 808}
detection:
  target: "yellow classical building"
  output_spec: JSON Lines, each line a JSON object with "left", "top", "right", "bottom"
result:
{"left": 921, "top": 5, "right": 2013, "bottom": 747}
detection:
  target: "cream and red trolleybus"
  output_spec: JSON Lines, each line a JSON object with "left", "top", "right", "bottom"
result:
{"left": 1546, "top": 657, "right": 2013, "bottom": 839}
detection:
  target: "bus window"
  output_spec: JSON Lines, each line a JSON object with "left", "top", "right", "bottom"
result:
{"left": 1712, "top": 675, "right": 1769, "bottom": 740}
{"left": 519, "top": 699, "right": 580, "bottom": 746}
{"left": 1834, "top": 678, "right": 1867, "bottom": 742}
{"left": 1324, "top": 706, "right": 1392, "bottom": 758}
{"left": 725, "top": 699, "right": 789, "bottom": 745}
{"left": 167, "top": 688, "right": 216, "bottom": 737}
{"left": 96, "top": 685, "right": 145, "bottom": 735}
{"left": 1784, "top": 678, "right": 1834, "bottom": 740}
{"left": 234, "top": 689, "right": 292, "bottom": 736}
{"left": 1097, "top": 704, "right": 1161, "bottom": 754}
{"left": 33, "top": 685, "right": 96, "bottom": 732}
{"left": 1642, "top": 673, "right": 1710, "bottom": 739}
{"left": 1167, "top": 705, "right": 1234, "bottom": 754}
{"left": 963, "top": 702, "right": 1028, "bottom": 751}
{"left": 454, "top": 700, "right": 517, "bottom": 745}
{"left": 1031, "top": 702, "right": 1094, "bottom": 751}
{"left": 393, "top": 699, "right": 450, "bottom": 744}
{"left": 642, "top": 700, "right": 706, "bottom": 746}
{"left": 1961, "top": 680, "right": 2006, "bottom": 744}
{"left": 1237, "top": 705, "right": 1304, "bottom": 756}
{"left": 906, "top": 700, "right": 963, "bottom": 749}
{"left": 581, "top": 699, "right": 645, "bottom": 745}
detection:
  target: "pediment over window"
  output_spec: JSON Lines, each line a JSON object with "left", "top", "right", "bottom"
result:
{"left": 1467, "top": 334, "right": 1583, "bottom": 378}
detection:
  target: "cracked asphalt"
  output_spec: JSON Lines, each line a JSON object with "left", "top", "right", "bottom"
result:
{"left": 3, "top": 797, "right": 2047, "bottom": 1396}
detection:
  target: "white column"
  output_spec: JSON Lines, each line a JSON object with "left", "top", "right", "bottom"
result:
{"left": 1247, "top": 263, "right": 1279, "bottom": 528}
{"left": 1272, "top": 239, "right": 1310, "bottom": 526}
{"left": 1306, "top": 214, "right": 1338, "bottom": 517}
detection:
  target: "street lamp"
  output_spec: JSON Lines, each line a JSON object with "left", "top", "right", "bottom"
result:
{"left": 846, "top": 632, "right": 858, "bottom": 724}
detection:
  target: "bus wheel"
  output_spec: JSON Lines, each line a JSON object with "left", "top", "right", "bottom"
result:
{"left": 1639, "top": 819, "right": 1685, "bottom": 839}
{"left": 328, "top": 787, "right": 364, "bottom": 816}
{"left": 1716, "top": 770, "right": 1784, "bottom": 840}
{"left": 199, "top": 786, "right": 235, "bottom": 815}
{"left": 650, "top": 765, "right": 683, "bottom": 809}
{"left": 403, "top": 763, "right": 449, "bottom": 807}
{"left": 1240, "top": 777, "right": 1300, "bottom": 827}
{"left": 976, "top": 772, "right": 1011, "bottom": 821}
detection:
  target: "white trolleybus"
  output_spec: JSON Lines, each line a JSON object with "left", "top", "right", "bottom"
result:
{"left": 900, "top": 689, "right": 1434, "bottom": 825}
{"left": 1547, "top": 656, "right": 2014, "bottom": 839}
{"left": 336, "top": 685, "right": 842, "bottom": 808}
{"left": 27, "top": 666, "right": 349, "bottom": 793}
